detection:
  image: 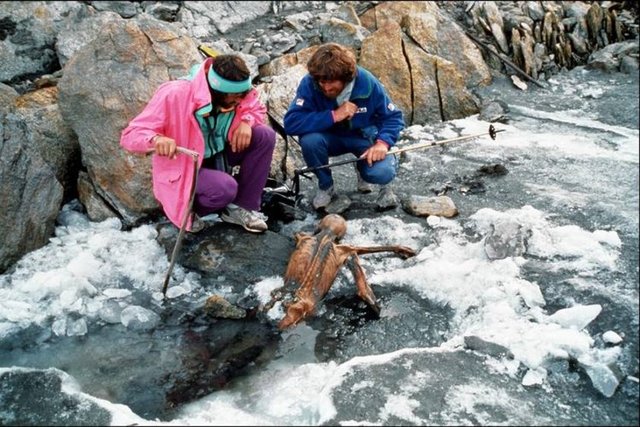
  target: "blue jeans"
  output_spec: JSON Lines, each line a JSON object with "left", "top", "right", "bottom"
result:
{"left": 297, "top": 131, "right": 397, "bottom": 190}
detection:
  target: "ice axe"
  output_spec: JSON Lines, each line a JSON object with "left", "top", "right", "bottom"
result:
{"left": 146, "top": 146, "right": 200, "bottom": 296}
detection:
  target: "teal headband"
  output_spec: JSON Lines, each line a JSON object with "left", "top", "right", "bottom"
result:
{"left": 207, "top": 67, "right": 251, "bottom": 93}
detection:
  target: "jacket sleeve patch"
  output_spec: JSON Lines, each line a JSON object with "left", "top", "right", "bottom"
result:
{"left": 295, "top": 98, "right": 305, "bottom": 106}
{"left": 387, "top": 102, "right": 396, "bottom": 111}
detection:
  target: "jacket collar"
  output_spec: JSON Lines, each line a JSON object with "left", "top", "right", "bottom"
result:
{"left": 192, "top": 57, "right": 215, "bottom": 108}
{"left": 350, "top": 66, "right": 373, "bottom": 100}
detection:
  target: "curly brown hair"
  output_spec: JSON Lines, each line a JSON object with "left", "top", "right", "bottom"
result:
{"left": 306, "top": 43, "right": 357, "bottom": 83}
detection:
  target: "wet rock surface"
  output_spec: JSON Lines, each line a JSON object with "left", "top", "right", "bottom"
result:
{"left": 0, "top": 368, "right": 111, "bottom": 426}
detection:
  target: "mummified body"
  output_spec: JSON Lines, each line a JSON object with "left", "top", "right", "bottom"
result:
{"left": 266, "top": 214, "right": 417, "bottom": 329}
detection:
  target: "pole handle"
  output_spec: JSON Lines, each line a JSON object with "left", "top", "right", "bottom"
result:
{"left": 146, "top": 146, "right": 199, "bottom": 159}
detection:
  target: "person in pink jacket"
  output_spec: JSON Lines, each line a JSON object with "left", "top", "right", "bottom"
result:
{"left": 121, "top": 55, "right": 276, "bottom": 233}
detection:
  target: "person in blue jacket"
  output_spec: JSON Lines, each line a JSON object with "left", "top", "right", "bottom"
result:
{"left": 283, "top": 42, "right": 405, "bottom": 210}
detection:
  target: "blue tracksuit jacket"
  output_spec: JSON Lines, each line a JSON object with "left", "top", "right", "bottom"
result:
{"left": 283, "top": 66, "right": 404, "bottom": 146}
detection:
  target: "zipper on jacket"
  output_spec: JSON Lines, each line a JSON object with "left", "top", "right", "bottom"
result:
{"left": 203, "top": 112, "right": 218, "bottom": 156}
{"left": 202, "top": 111, "right": 230, "bottom": 172}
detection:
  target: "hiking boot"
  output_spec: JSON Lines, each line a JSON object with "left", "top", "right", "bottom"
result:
{"left": 355, "top": 164, "right": 374, "bottom": 193}
{"left": 312, "top": 186, "right": 335, "bottom": 210}
{"left": 221, "top": 205, "right": 268, "bottom": 233}
{"left": 376, "top": 185, "right": 399, "bottom": 211}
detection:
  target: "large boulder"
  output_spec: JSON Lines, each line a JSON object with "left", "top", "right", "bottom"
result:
{"left": 13, "top": 86, "right": 80, "bottom": 202}
{"left": 0, "top": 368, "right": 111, "bottom": 426}
{"left": 359, "top": 21, "right": 412, "bottom": 120}
{"left": 360, "top": 21, "right": 479, "bottom": 125}
{"left": 401, "top": 10, "right": 492, "bottom": 88}
{"left": 257, "top": 61, "right": 310, "bottom": 181}
{"left": 0, "top": 109, "right": 63, "bottom": 273}
{"left": 359, "top": 1, "right": 491, "bottom": 88}
{"left": 57, "top": 15, "right": 202, "bottom": 226}
{"left": 0, "top": 84, "right": 81, "bottom": 274}
{"left": 178, "top": 1, "right": 272, "bottom": 36}
{"left": 0, "top": 83, "right": 80, "bottom": 274}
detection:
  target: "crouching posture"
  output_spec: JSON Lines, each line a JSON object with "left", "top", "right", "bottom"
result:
{"left": 283, "top": 43, "right": 405, "bottom": 211}
{"left": 121, "top": 54, "right": 276, "bottom": 233}
{"left": 265, "top": 214, "right": 416, "bottom": 329}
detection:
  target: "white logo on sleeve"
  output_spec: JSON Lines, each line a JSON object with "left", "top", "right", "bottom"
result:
{"left": 387, "top": 103, "right": 396, "bottom": 111}
{"left": 295, "top": 98, "right": 305, "bottom": 106}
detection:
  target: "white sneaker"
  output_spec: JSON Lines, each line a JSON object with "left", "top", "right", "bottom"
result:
{"left": 221, "top": 205, "right": 268, "bottom": 233}
{"left": 312, "top": 186, "right": 335, "bottom": 210}
{"left": 355, "top": 164, "right": 374, "bottom": 193}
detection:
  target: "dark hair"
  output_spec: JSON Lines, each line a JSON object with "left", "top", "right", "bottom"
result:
{"left": 209, "top": 55, "right": 250, "bottom": 103}
{"left": 211, "top": 54, "right": 250, "bottom": 82}
{"left": 307, "top": 43, "right": 357, "bottom": 83}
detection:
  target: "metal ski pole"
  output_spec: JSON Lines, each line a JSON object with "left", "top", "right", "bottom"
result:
{"left": 294, "top": 124, "right": 504, "bottom": 175}
{"left": 146, "top": 146, "right": 200, "bottom": 296}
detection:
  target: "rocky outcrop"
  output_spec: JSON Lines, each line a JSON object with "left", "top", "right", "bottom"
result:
{"left": 360, "top": 21, "right": 413, "bottom": 117}
{"left": 460, "top": 1, "right": 639, "bottom": 79}
{"left": 0, "top": 82, "right": 78, "bottom": 273}
{"left": 358, "top": 1, "right": 490, "bottom": 124}
{"left": 362, "top": 1, "right": 492, "bottom": 88}
{"left": 12, "top": 86, "right": 80, "bottom": 201}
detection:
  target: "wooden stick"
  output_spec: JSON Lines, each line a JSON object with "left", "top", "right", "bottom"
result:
{"left": 465, "top": 30, "right": 547, "bottom": 89}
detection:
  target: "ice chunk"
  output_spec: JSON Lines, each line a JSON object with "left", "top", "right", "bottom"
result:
{"left": 166, "top": 286, "right": 189, "bottom": 299}
{"left": 120, "top": 305, "right": 160, "bottom": 331}
{"left": 102, "top": 288, "right": 132, "bottom": 299}
{"left": 577, "top": 347, "right": 623, "bottom": 397}
{"left": 522, "top": 367, "right": 547, "bottom": 386}
{"left": 483, "top": 220, "right": 529, "bottom": 260}
{"left": 66, "top": 252, "right": 101, "bottom": 278}
{"left": 51, "top": 318, "right": 67, "bottom": 336}
{"left": 66, "top": 318, "right": 87, "bottom": 336}
{"left": 548, "top": 304, "right": 602, "bottom": 330}
{"left": 580, "top": 362, "right": 624, "bottom": 397}
{"left": 517, "top": 279, "right": 545, "bottom": 308}
{"left": 56, "top": 208, "right": 90, "bottom": 228}
{"left": 51, "top": 317, "right": 88, "bottom": 336}
{"left": 98, "top": 300, "right": 123, "bottom": 324}
{"left": 602, "top": 330, "right": 623, "bottom": 345}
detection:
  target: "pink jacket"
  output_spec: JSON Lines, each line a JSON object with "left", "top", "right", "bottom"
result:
{"left": 120, "top": 57, "right": 267, "bottom": 230}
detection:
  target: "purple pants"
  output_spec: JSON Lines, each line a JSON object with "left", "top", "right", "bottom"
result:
{"left": 194, "top": 124, "right": 276, "bottom": 216}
